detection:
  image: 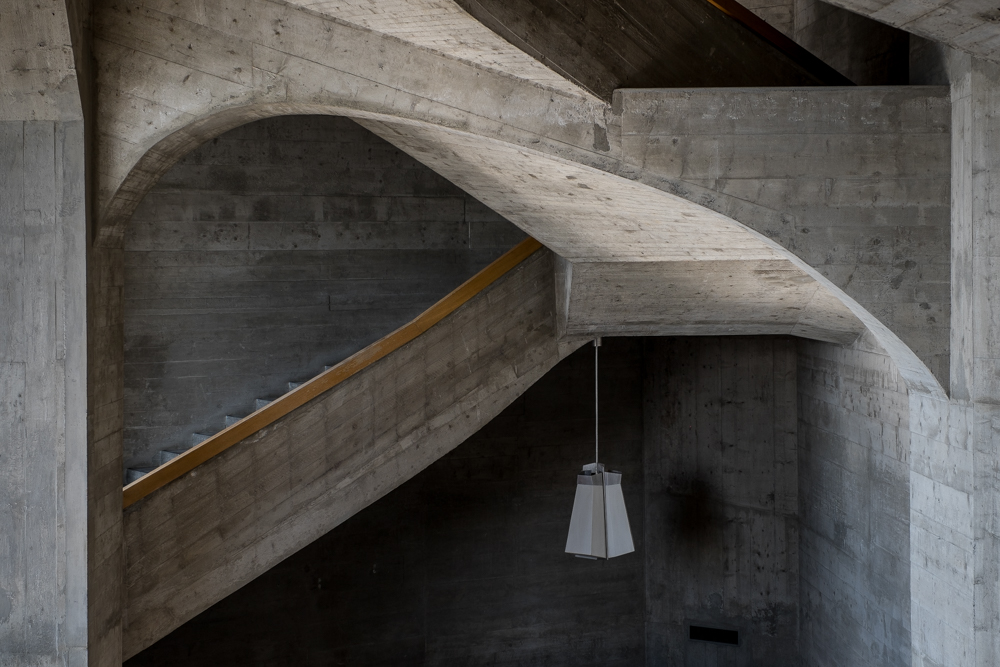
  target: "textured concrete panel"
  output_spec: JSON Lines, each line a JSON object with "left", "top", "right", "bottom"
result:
{"left": 644, "top": 337, "right": 800, "bottom": 666}
{"left": 125, "top": 340, "right": 646, "bottom": 667}
{"left": 798, "top": 333, "right": 911, "bottom": 667}
{"left": 0, "top": 121, "right": 89, "bottom": 665}
{"left": 121, "top": 248, "right": 581, "bottom": 657}
{"left": 122, "top": 114, "right": 524, "bottom": 472}
{"left": 618, "top": 87, "right": 951, "bottom": 386}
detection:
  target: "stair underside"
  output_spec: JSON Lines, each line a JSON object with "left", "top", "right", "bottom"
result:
{"left": 122, "top": 247, "right": 577, "bottom": 658}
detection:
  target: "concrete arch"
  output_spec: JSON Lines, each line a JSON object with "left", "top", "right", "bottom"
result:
{"left": 105, "top": 93, "right": 946, "bottom": 406}
{"left": 95, "top": 0, "right": 950, "bottom": 393}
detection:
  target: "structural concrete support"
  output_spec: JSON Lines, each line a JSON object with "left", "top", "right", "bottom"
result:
{"left": 0, "top": 2, "right": 90, "bottom": 665}
{"left": 120, "top": 248, "right": 580, "bottom": 658}
{"left": 948, "top": 52, "right": 1000, "bottom": 667}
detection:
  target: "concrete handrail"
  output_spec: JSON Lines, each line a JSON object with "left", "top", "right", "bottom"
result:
{"left": 122, "top": 237, "right": 544, "bottom": 508}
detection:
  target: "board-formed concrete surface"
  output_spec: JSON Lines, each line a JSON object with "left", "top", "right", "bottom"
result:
{"left": 121, "top": 247, "right": 582, "bottom": 658}
{"left": 91, "top": 0, "right": 948, "bottom": 389}
{"left": 616, "top": 87, "right": 952, "bottom": 384}
{"left": 122, "top": 115, "right": 524, "bottom": 473}
{"left": 0, "top": 3, "right": 90, "bottom": 667}
{"left": 126, "top": 339, "right": 648, "bottom": 666}
{"left": 125, "top": 336, "right": 807, "bottom": 666}
{"left": 7, "top": 1, "right": 1000, "bottom": 665}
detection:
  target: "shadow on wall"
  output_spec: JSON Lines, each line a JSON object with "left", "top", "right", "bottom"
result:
{"left": 667, "top": 477, "right": 724, "bottom": 555}
{"left": 126, "top": 337, "right": 813, "bottom": 666}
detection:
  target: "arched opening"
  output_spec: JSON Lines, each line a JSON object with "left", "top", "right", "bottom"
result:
{"left": 121, "top": 114, "right": 526, "bottom": 476}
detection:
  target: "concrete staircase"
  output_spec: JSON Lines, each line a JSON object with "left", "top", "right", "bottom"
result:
{"left": 121, "top": 246, "right": 581, "bottom": 660}
{"left": 125, "top": 371, "right": 333, "bottom": 485}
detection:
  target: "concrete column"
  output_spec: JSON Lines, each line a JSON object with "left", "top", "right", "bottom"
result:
{"left": 948, "top": 53, "right": 1000, "bottom": 667}
{"left": 0, "top": 120, "right": 89, "bottom": 665}
{"left": 928, "top": 52, "right": 1000, "bottom": 667}
{"left": 1, "top": 2, "right": 92, "bottom": 665}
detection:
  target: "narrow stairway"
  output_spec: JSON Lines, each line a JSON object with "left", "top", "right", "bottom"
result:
{"left": 121, "top": 240, "right": 581, "bottom": 659}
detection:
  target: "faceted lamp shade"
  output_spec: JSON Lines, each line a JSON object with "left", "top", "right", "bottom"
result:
{"left": 565, "top": 463, "right": 635, "bottom": 559}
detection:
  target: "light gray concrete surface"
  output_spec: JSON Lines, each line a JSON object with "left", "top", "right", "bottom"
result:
{"left": 616, "top": 86, "right": 952, "bottom": 386}
{"left": 948, "top": 52, "right": 1000, "bottom": 667}
{"left": 120, "top": 248, "right": 582, "bottom": 658}
{"left": 90, "top": 0, "right": 949, "bottom": 395}
{"left": 0, "top": 2, "right": 90, "bottom": 666}
{"left": 798, "top": 333, "right": 912, "bottom": 666}
{"left": 0, "top": 116, "right": 90, "bottom": 667}
{"left": 8, "top": 1, "right": 995, "bottom": 665}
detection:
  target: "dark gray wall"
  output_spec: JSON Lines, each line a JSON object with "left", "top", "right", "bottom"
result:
{"left": 644, "top": 337, "right": 800, "bottom": 666}
{"left": 797, "top": 334, "right": 910, "bottom": 666}
{"left": 123, "top": 115, "right": 524, "bottom": 472}
{"left": 794, "top": 0, "right": 910, "bottom": 84}
{"left": 126, "top": 337, "right": 811, "bottom": 665}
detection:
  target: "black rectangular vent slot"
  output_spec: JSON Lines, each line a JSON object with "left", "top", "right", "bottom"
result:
{"left": 689, "top": 625, "right": 739, "bottom": 645}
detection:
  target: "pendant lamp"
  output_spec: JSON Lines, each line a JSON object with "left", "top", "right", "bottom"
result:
{"left": 565, "top": 338, "right": 635, "bottom": 560}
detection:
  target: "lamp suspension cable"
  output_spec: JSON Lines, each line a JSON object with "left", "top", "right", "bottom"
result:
{"left": 594, "top": 337, "right": 600, "bottom": 465}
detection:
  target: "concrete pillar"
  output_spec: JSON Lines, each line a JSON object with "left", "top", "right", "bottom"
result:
{"left": 949, "top": 53, "right": 1000, "bottom": 667}
{"left": 0, "top": 119, "right": 89, "bottom": 667}
{"left": 1, "top": 2, "right": 91, "bottom": 665}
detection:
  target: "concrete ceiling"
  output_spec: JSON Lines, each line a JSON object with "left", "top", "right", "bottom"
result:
{"left": 361, "top": 118, "right": 866, "bottom": 344}
{"left": 281, "top": 0, "right": 593, "bottom": 97}
{"left": 93, "top": 0, "right": 960, "bottom": 387}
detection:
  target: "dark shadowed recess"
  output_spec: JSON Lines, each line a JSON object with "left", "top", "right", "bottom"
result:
{"left": 126, "top": 337, "right": 804, "bottom": 666}
{"left": 122, "top": 115, "right": 525, "bottom": 473}
{"left": 456, "top": 0, "right": 851, "bottom": 99}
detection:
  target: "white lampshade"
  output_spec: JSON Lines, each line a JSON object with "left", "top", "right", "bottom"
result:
{"left": 565, "top": 463, "right": 635, "bottom": 559}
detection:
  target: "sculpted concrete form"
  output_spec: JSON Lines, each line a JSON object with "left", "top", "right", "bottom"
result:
{"left": 93, "top": 0, "right": 948, "bottom": 400}
{"left": 1, "top": 0, "right": 975, "bottom": 663}
{"left": 121, "top": 248, "right": 579, "bottom": 657}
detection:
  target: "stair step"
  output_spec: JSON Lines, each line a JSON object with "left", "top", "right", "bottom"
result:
{"left": 191, "top": 433, "right": 210, "bottom": 446}
{"left": 158, "top": 450, "right": 186, "bottom": 465}
{"left": 255, "top": 398, "right": 271, "bottom": 411}
{"left": 224, "top": 415, "right": 243, "bottom": 427}
{"left": 324, "top": 365, "right": 334, "bottom": 372}
{"left": 126, "top": 467, "right": 155, "bottom": 484}
{"left": 287, "top": 382, "right": 303, "bottom": 391}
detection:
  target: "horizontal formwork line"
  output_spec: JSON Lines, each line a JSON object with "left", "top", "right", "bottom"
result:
{"left": 122, "top": 236, "right": 543, "bottom": 508}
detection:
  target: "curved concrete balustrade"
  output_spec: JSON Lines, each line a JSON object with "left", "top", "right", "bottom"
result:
{"left": 121, "top": 244, "right": 581, "bottom": 658}
{"left": 93, "top": 0, "right": 950, "bottom": 393}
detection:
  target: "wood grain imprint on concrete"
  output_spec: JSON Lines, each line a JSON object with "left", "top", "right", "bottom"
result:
{"left": 122, "top": 236, "right": 543, "bottom": 508}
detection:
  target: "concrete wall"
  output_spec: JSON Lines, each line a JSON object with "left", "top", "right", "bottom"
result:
{"left": 121, "top": 246, "right": 574, "bottom": 658}
{"left": 644, "top": 337, "right": 800, "bottom": 666}
{"left": 797, "top": 333, "right": 911, "bottom": 666}
{"left": 618, "top": 87, "right": 952, "bottom": 387}
{"left": 793, "top": 0, "right": 910, "bottom": 85}
{"left": 124, "top": 336, "right": 808, "bottom": 665}
{"left": 1, "top": 4, "right": 91, "bottom": 662}
{"left": 123, "top": 115, "right": 523, "bottom": 472}
{"left": 0, "top": 117, "right": 89, "bottom": 667}
{"left": 948, "top": 53, "right": 1000, "bottom": 667}
{"left": 124, "top": 338, "right": 646, "bottom": 666}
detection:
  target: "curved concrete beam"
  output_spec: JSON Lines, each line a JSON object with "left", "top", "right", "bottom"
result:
{"left": 94, "top": 0, "right": 946, "bottom": 399}
{"left": 281, "top": 0, "right": 590, "bottom": 98}
{"left": 93, "top": 0, "right": 608, "bottom": 244}
{"left": 361, "top": 118, "right": 944, "bottom": 398}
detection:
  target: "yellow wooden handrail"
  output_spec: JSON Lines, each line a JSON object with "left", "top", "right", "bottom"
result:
{"left": 122, "top": 237, "right": 544, "bottom": 508}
